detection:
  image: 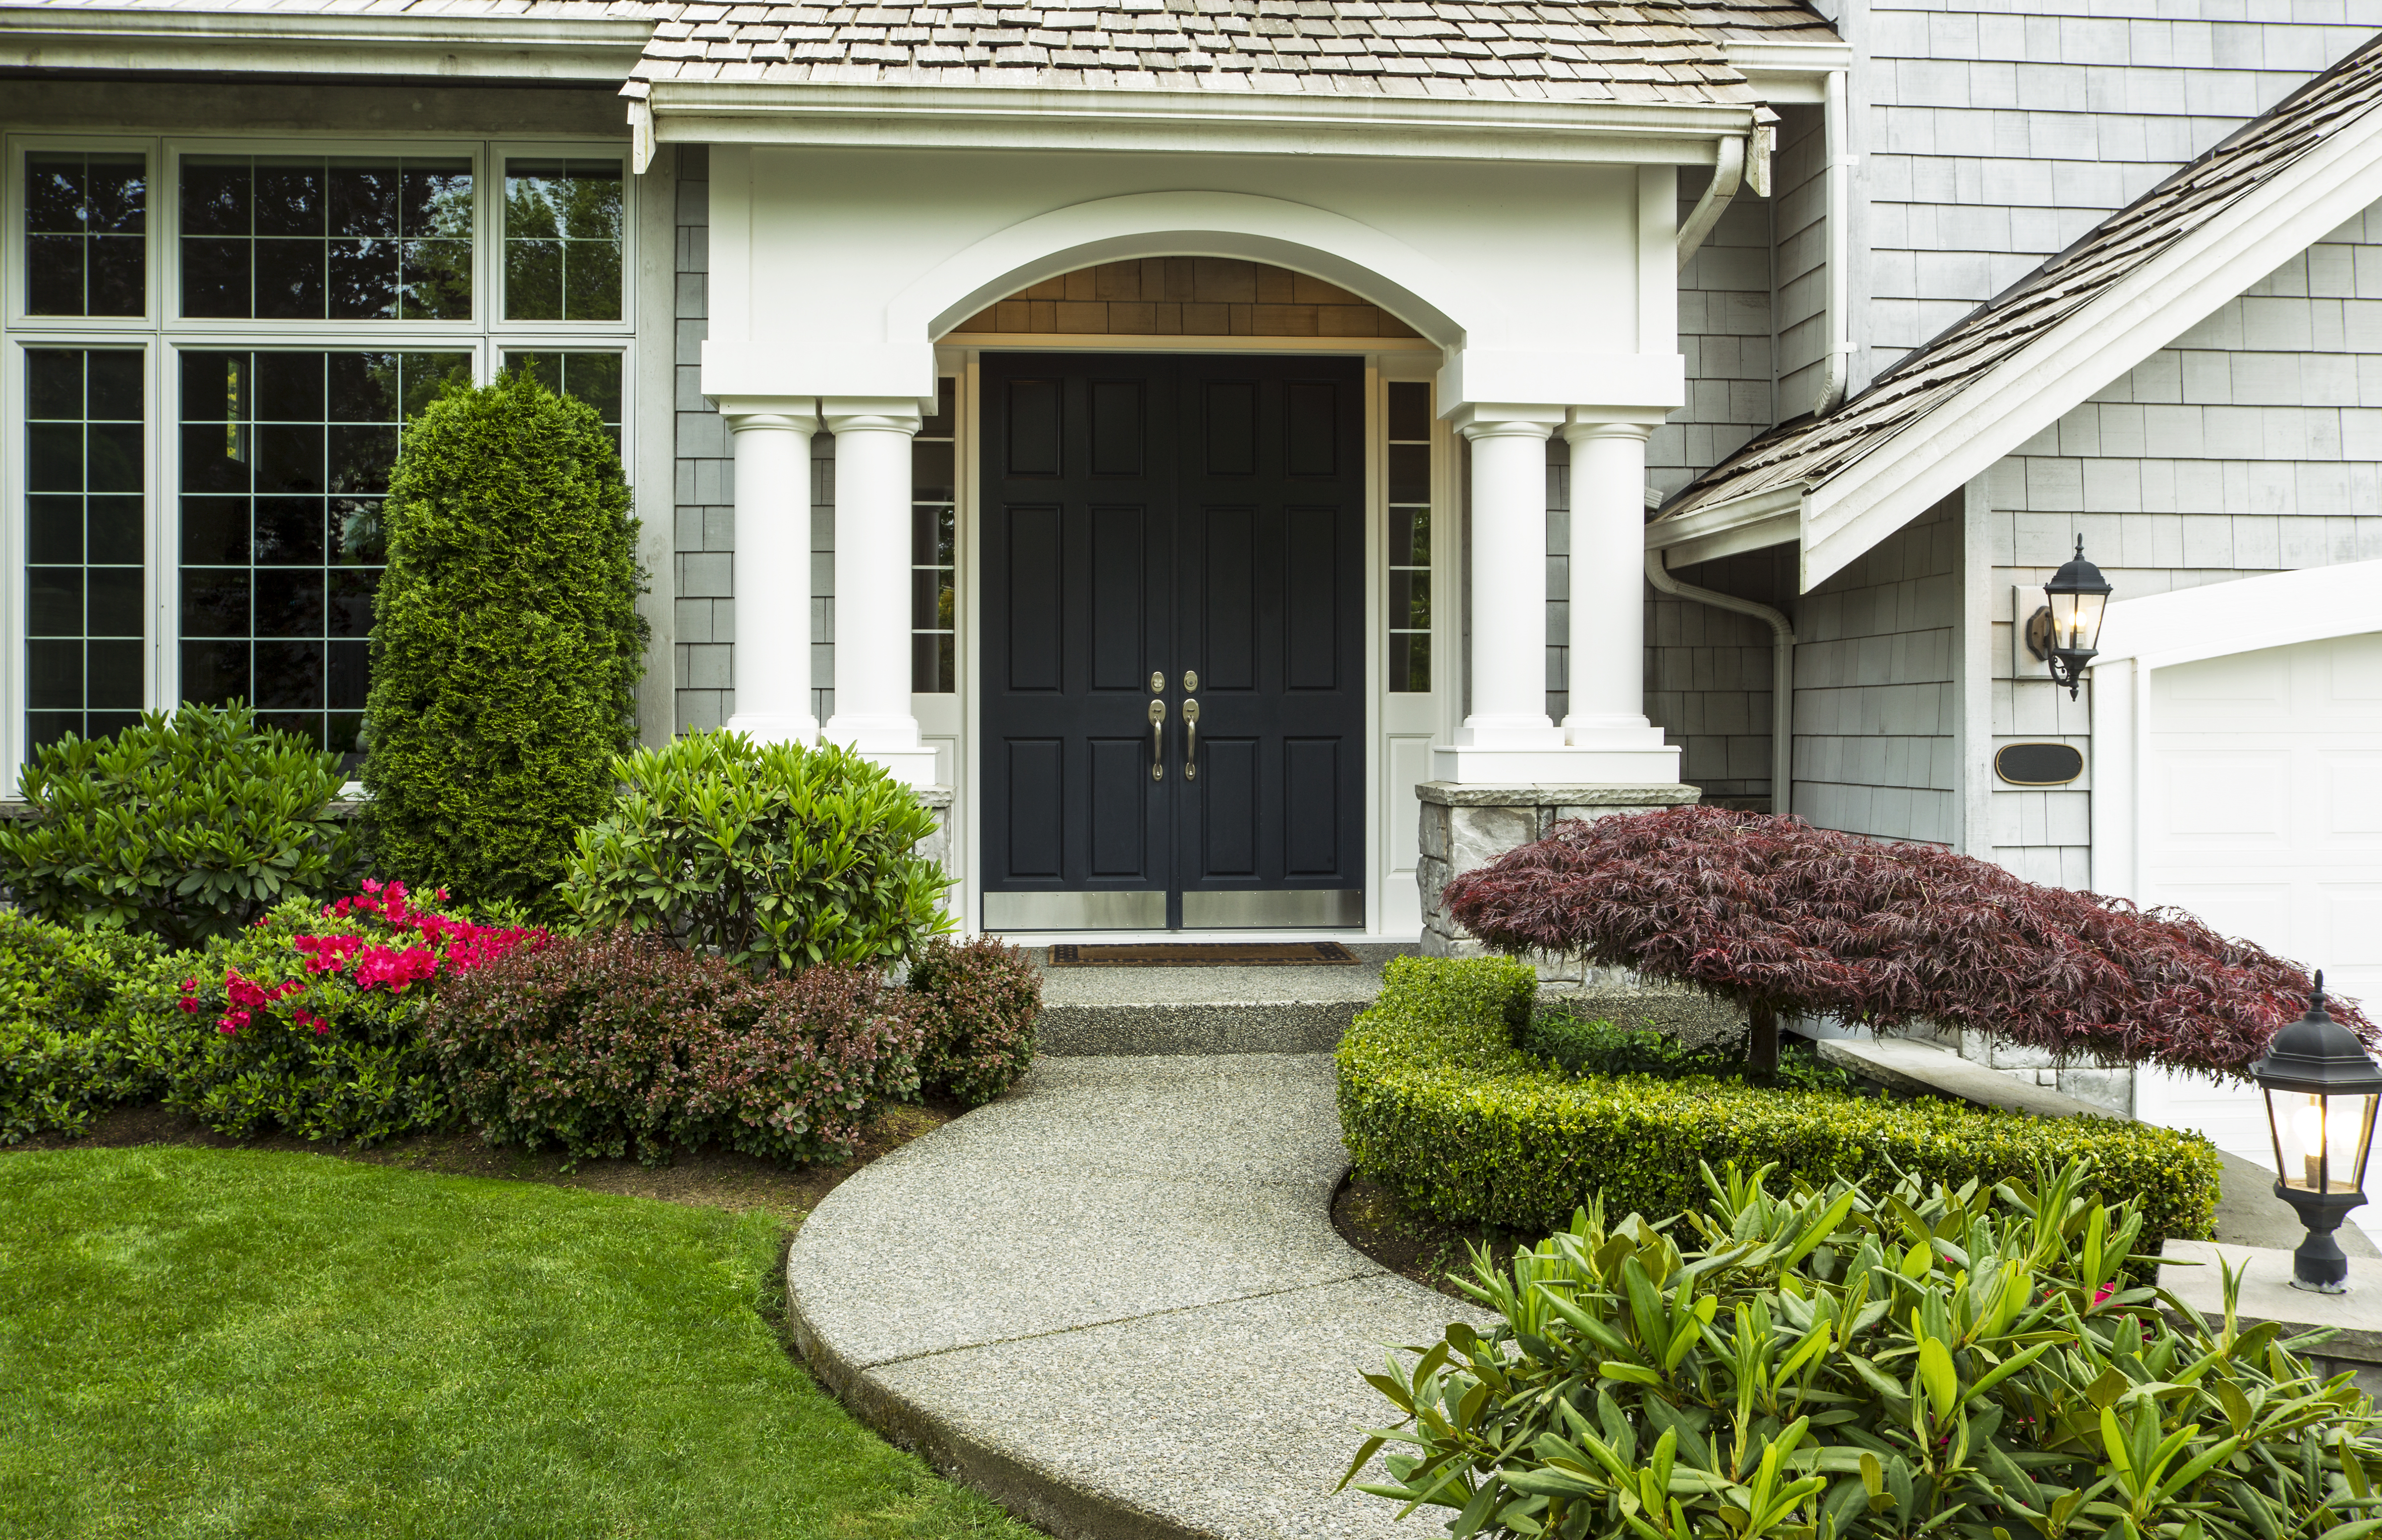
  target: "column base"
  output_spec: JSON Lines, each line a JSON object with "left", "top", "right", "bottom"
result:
{"left": 726, "top": 711, "right": 819, "bottom": 746}
{"left": 1415, "top": 779, "right": 1700, "bottom": 957}
{"left": 1432, "top": 741, "right": 1683, "bottom": 783}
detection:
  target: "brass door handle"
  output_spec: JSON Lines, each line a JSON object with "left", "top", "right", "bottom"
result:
{"left": 1182, "top": 697, "right": 1199, "bottom": 781}
{"left": 1148, "top": 698, "right": 1166, "bottom": 781}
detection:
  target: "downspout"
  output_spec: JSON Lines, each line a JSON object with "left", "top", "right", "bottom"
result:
{"left": 1812, "top": 68, "right": 1853, "bottom": 414}
{"left": 1676, "top": 110, "right": 1776, "bottom": 272}
{"left": 1645, "top": 546, "right": 1796, "bottom": 817}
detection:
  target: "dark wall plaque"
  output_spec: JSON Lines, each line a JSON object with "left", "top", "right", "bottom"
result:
{"left": 1996, "top": 742, "right": 2084, "bottom": 786}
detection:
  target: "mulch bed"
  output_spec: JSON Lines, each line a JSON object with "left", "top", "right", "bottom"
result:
{"left": 3, "top": 1098, "right": 963, "bottom": 1224}
{"left": 1332, "top": 1172, "right": 1530, "bottom": 1302}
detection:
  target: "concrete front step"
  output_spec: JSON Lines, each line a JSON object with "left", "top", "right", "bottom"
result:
{"left": 1032, "top": 944, "right": 1410, "bottom": 1055}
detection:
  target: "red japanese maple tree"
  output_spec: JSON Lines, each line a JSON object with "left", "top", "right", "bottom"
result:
{"left": 1441, "top": 804, "right": 2370, "bottom": 1079}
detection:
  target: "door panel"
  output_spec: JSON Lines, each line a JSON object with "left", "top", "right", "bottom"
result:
{"left": 980, "top": 352, "right": 1365, "bottom": 928}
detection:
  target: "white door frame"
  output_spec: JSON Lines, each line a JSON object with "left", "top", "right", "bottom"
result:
{"left": 936, "top": 335, "right": 1446, "bottom": 941}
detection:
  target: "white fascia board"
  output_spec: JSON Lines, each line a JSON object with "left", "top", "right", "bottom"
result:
{"left": 0, "top": 9, "right": 652, "bottom": 81}
{"left": 1645, "top": 482, "right": 1802, "bottom": 566}
{"left": 646, "top": 81, "right": 1754, "bottom": 164}
{"left": 1795, "top": 97, "right": 2382, "bottom": 592}
{"left": 1723, "top": 39, "right": 1853, "bottom": 105}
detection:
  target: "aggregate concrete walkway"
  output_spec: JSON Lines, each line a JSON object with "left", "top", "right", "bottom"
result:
{"left": 787, "top": 1053, "right": 1487, "bottom": 1540}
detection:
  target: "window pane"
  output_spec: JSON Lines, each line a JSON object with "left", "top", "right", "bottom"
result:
{"left": 180, "top": 156, "right": 470, "bottom": 321}
{"left": 24, "top": 151, "right": 147, "bottom": 317}
{"left": 1386, "top": 383, "right": 1432, "bottom": 694}
{"left": 22, "top": 349, "right": 147, "bottom": 744}
{"left": 504, "top": 157, "right": 623, "bottom": 321}
{"left": 179, "top": 350, "right": 462, "bottom": 768}
{"left": 500, "top": 351, "right": 624, "bottom": 456}
{"left": 909, "top": 384, "right": 959, "bottom": 692}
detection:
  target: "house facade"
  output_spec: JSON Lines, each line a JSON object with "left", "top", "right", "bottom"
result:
{"left": 4, "top": 0, "right": 2381, "bottom": 1134}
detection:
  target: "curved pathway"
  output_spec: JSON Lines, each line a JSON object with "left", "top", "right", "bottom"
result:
{"left": 787, "top": 1053, "right": 1488, "bottom": 1540}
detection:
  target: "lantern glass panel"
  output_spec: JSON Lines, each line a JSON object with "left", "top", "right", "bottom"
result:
{"left": 2047, "top": 587, "right": 2107, "bottom": 654}
{"left": 2267, "top": 1088, "right": 2379, "bottom": 1195}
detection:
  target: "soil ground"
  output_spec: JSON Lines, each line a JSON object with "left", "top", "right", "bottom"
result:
{"left": 1331, "top": 1171, "right": 1529, "bottom": 1302}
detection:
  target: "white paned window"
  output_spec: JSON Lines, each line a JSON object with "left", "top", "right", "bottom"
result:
{"left": 1386, "top": 380, "right": 1432, "bottom": 692}
{"left": 912, "top": 377, "right": 957, "bottom": 692}
{"left": 4, "top": 134, "right": 636, "bottom": 777}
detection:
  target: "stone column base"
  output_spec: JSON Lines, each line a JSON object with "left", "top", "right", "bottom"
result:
{"left": 1416, "top": 781, "right": 1699, "bottom": 958}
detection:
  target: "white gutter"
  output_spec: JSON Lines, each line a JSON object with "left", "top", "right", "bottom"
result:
{"left": 0, "top": 8, "right": 652, "bottom": 80}
{"left": 1646, "top": 546, "right": 1796, "bottom": 816}
{"left": 1812, "top": 68, "right": 1854, "bottom": 415}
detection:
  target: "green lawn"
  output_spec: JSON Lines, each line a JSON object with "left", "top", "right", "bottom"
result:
{"left": 0, "top": 1146, "right": 1039, "bottom": 1540}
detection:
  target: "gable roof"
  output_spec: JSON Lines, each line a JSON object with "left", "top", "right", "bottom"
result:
{"left": 1651, "top": 30, "right": 2382, "bottom": 584}
{"left": 626, "top": 0, "right": 1838, "bottom": 106}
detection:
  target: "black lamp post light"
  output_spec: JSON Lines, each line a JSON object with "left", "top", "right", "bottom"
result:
{"left": 2025, "top": 536, "right": 2115, "bottom": 700}
{"left": 2251, "top": 973, "right": 2382, "bottom": 1294}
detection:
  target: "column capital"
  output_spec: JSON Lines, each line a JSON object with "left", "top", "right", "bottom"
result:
{"left": 714, "top": 395, "right": 821, "bottom": 433}
{"left": 1561, "top": 417, "right": 1655, "bottom": 446}
{"left": 823, "top": 397, "right": 925, "bottom": 436}
{"left": 1450, "top": 406, "right": 1561, "bottom": 442}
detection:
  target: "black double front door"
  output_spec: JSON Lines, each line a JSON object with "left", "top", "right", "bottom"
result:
{"left": 981, "top": 352, "right": 1366, "bottom": 931}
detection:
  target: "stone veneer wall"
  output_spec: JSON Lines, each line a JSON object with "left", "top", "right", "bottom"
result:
{"left": 1416, "top": 782, "right": 1700, "bottom": 957}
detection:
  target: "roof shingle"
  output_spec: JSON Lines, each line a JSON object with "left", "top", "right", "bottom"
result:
{"left": 626, "top": 0, "right": 1838, "bottom": 103}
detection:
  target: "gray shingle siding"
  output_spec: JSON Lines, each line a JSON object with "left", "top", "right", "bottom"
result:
{"left": 1793, "top": 495, "right": 1961, "bottom": 845}
{"left": 1860, "top": 0, "right": 2382, "bottom": 381}
{"left": 1981, "top": 204, "right": 2382, "bottom": 887}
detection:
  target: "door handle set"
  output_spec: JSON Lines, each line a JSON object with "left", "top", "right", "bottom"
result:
{"left": 1146, "top": 672, "right": 1202, "bottom": 782}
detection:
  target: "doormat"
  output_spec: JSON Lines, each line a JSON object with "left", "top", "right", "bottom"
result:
{"left": 1045, "top": 942, "right": 1363, "bottom": 968}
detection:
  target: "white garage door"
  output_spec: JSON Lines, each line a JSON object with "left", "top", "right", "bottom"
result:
{"left": 2133, "top": 630, "right": 2382, "bottom": 1221}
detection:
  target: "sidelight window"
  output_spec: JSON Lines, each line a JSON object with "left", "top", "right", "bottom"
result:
{"left": 24, "top": 151, "right": 147, "bottom": 318}
{"left": 177, "top": 349, "right": 469, "bottom": 765}
{"left": 178, "top": 155, "right": 474, "bottom": 321}
{"left": 1386, "top": 381, "right": 1432, "bottom": 692}
{"left": 912, "top": 377, "right": 958, "bottom": 692}
{"left": 24, "top": 348, "right": 147, "bottom": 749}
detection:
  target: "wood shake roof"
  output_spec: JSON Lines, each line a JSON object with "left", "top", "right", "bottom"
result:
{"left": 625, "top": 0, "right": 1838, "bottom": 104}
{"left": 1654, "top": 30, "right": 2382, "bottom": 528}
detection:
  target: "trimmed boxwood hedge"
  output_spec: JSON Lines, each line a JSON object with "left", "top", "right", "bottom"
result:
{"left": 1335, "top": 955, "right": 2222, "bottom": 1250}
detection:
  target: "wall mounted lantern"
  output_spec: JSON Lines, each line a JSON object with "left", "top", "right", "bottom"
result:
{"left": 2251, "top": 972, "right": 2382, "bottom": 1294}
{"left": 2024, "top": 537, "right": 2113, "bottom": 699}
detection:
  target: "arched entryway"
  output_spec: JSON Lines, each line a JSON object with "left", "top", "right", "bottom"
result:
{"left": 932, "top": 254, "right": 1448, "bottom": 932}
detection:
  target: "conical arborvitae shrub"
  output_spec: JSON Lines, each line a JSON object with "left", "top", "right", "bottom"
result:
{"left": 362, "top": 367, "right": 647, "bottom": 911}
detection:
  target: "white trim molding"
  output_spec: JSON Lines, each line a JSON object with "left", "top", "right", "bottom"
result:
{"left": 2087, "top": 559, "right": 2382, "bottom": 903}
{"left": 643, "top": 79, "right": 1756, "bottom": 166}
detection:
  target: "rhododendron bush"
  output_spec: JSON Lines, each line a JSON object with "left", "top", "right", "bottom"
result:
{"left": 1443, "top": 805, "right": 2369, "bottom": 1078}
{"left": 155, "top": 880, "right": 546, "bottom": 1143}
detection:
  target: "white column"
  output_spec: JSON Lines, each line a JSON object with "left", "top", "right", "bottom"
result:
{"left": 822, "top": 399, "right": 939, "bottom": 787}
{"left": 721, "top": 405, "right": 819, "bottom": 745}
{"left": 1559, "top": 415, "right": 1681, "bottom": 779}
{"left": 1563, "top": 421, "right": 1653, "bottom": 735}
{"left": 1457, "top": 415, "right": 1564, "bottom": 747}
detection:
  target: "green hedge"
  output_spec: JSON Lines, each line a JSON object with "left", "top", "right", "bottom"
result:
{"left": 1335, "top": 955, "right": 2222, "bottom": 1250}
{"left": 362, "top": 366, "right": 647, "bottom": 913}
